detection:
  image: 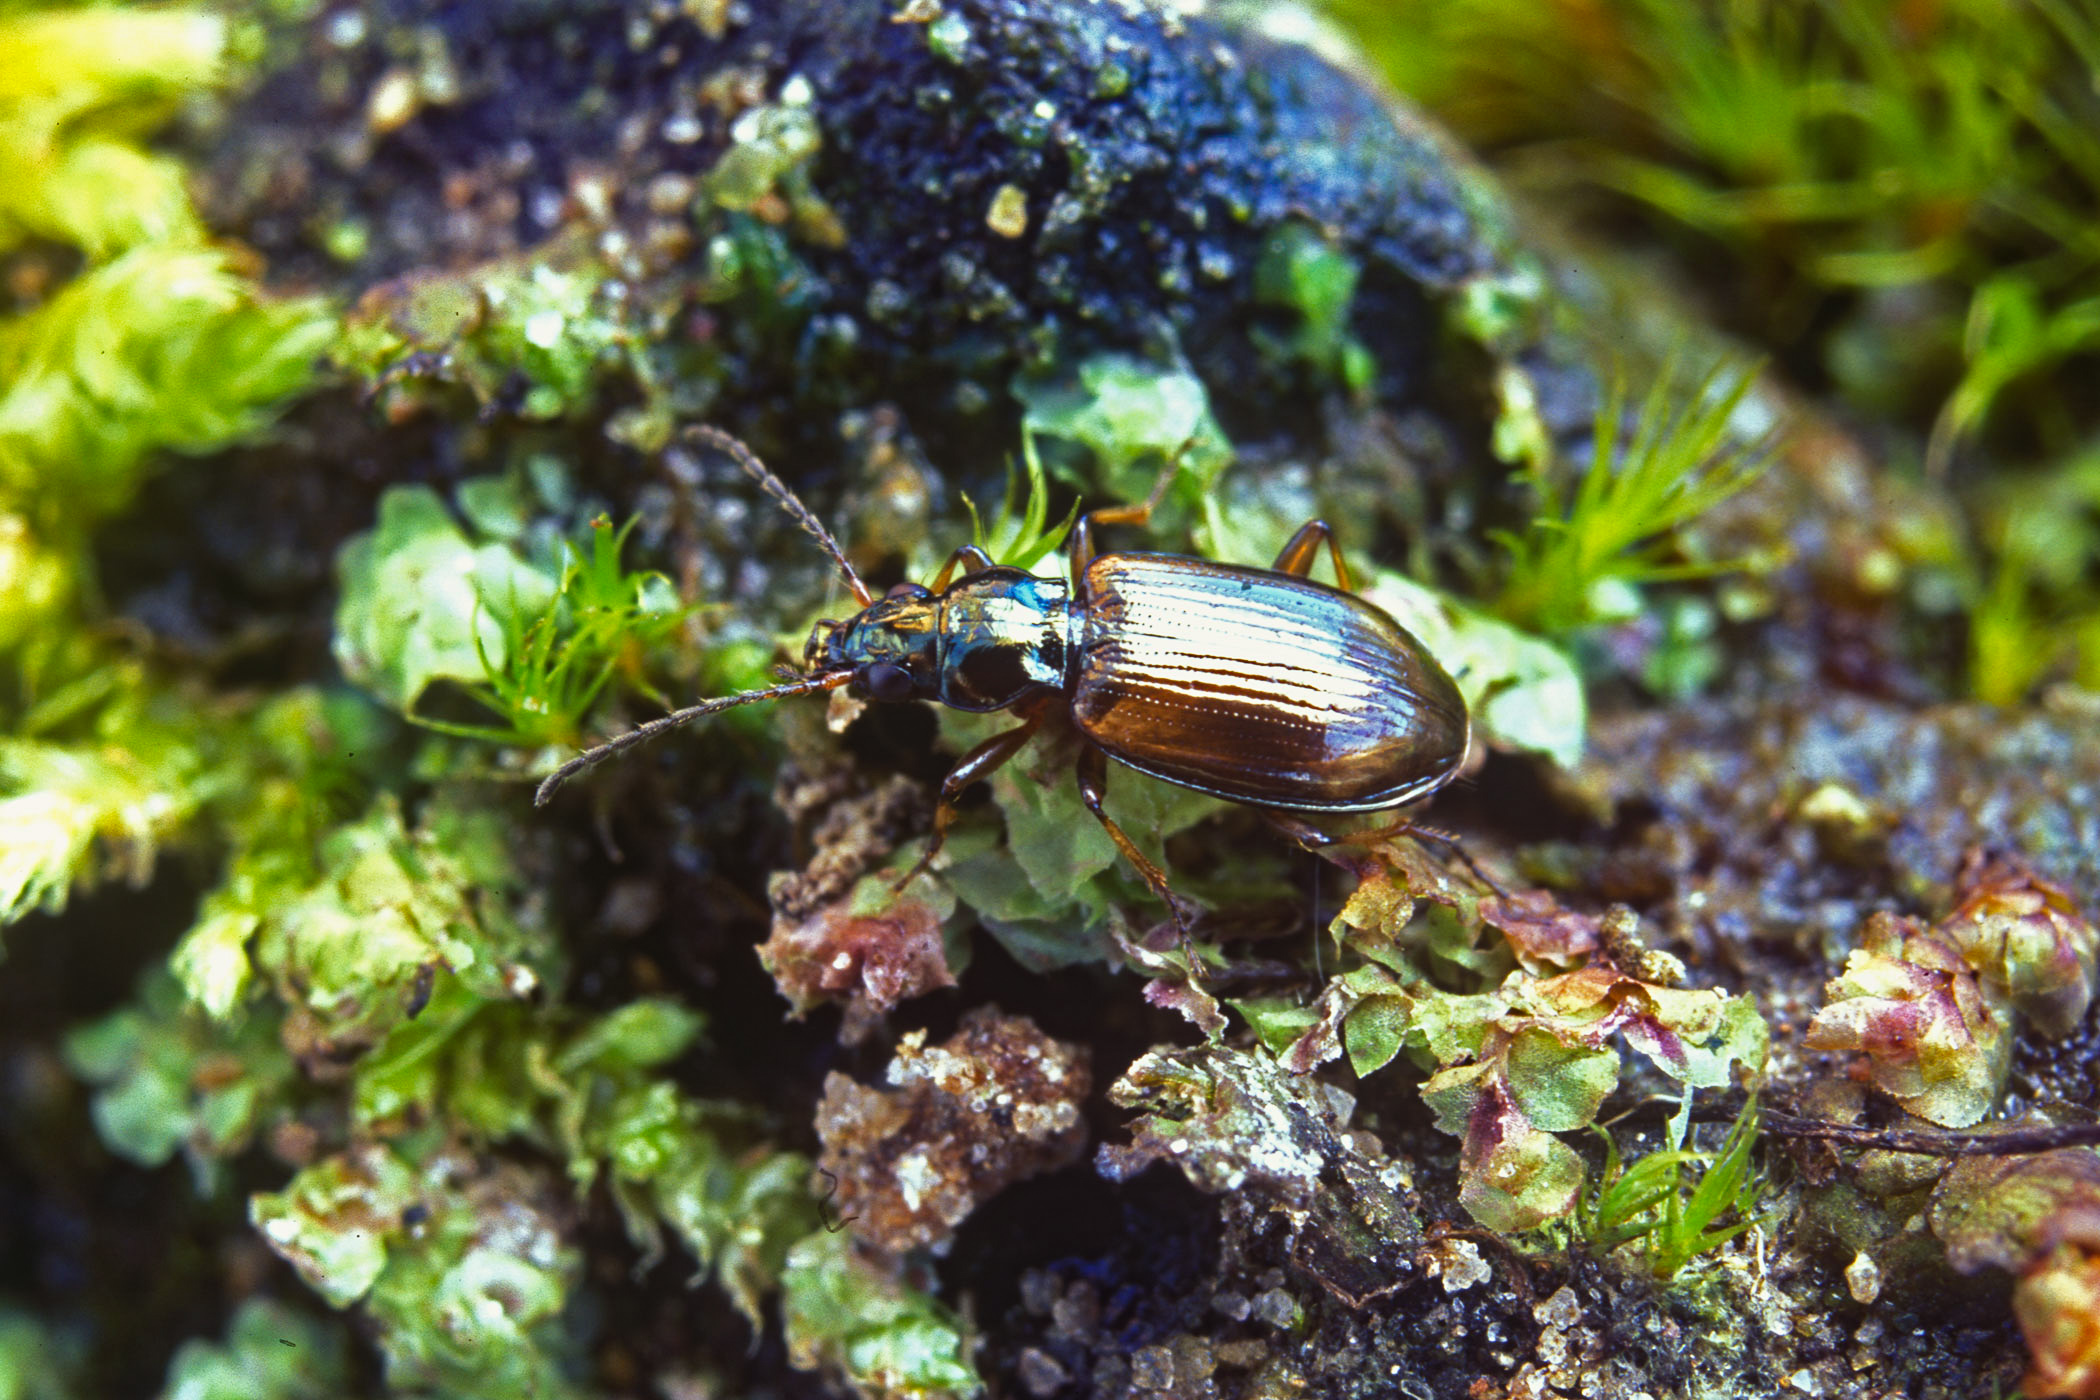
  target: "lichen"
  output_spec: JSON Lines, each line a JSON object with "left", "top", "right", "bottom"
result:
{"left": 815, "top": 1008, "right": 1088, "bottom": 1253}
{"left": 1099, "top": 1042, "right": 1425, "bottom": 1308}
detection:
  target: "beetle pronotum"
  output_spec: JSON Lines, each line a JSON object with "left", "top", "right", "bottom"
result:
{"left": 537, "top": 426, "right": 1473, "bottom": 926}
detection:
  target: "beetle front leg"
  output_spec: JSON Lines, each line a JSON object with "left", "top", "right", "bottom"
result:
{"left": 892, "top": 703, "right": 1046, "bottom": 895}
{"left": 1075, "top": 745, "right": 1203, "bottom": 943}
{"left": 1270, "top": 520, "right": 1353, "bottom": 591}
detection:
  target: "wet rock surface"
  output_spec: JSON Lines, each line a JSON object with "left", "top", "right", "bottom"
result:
{"left": 200, "top": 0, "right": 1499, "bottom": 437}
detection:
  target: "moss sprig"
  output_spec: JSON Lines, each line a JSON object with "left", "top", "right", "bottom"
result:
{"left": 1576, "top": 1092, "right": 1774, "bottom": 1280}
{"left": 1491, "top": 357, "right": 1772, "bottom": 636}
{"left": 960, "top": 433, "right": 1078, "bottom": 572}
{"left": 405, "top": 515, "right": 688, "bottom": 751}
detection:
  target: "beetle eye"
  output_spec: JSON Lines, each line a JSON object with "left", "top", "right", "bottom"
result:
{"left": 886, "top": 582, "right": 928, "bottom": 600}
{"left": 863, "top": 662, "right": 915, "bottom": 702}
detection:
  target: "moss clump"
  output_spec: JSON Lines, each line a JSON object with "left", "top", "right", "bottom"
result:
{"left": 1272, "top": 864, "right": 1766, "bottom": 1233}
{"left": 62, "top": 967, "right": 294, "bottom": 1190}
{"left": 0, "top": 1309, "right": 79, "bottom": 1400}
{"left": 781, "top": 1229, "right": 981, "bottom": 1400}
{"left": 0, "top": 7, "right": 222, "bottom": 258}
{"left": 0, "top": 0, "right": 332, "bottom": 946}
{"left": 333, "top": 474, "right": 686, "bottom": 754}
{"left": 1806, "top": 852, "right": 2096, "bottom": 1127}
{"left": 156, "top": 1299, "right": 350, "bottom": 1400}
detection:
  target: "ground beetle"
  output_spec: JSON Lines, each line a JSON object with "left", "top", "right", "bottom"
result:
{"left": 536, "top": 426, "right": 1473, "bottom": 922}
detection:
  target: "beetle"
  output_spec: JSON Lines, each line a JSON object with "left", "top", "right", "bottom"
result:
{"left": 535, "top": 425, "right": 1473, "bottom": 925}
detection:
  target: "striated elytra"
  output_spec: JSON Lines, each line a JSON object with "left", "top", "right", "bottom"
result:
{"left": 1072, "top": 553, "right": 1467, "bottom": 812}
{"left": 537, "top": 426, "right": 1471, "bottom": 926}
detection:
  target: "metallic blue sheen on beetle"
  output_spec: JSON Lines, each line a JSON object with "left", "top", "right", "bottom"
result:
{"left": 536, "top": 426, "right": 1471, "bottom": 919}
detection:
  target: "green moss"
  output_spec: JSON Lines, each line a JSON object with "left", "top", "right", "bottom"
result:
{"left": 1491, "top": 358, "right": 1772, "bottom": 637}
{"left": 333, "top": 473, "right": 688, "bottom": 758}
{"left": 0, "top": 0, "right": 335, "bottom": 949}
{"left": 781, "top": 1229, "right": 981, "bottom": 1400}
{"left": 1968, "top": 448, "right": 2100, "bottom": 703}
{"left": 0, "top": 7, "right": 225, "bottom": 258}
{"left": 0, "top": 246, "right": 330, "bottom": 536}
{"left": 1577, "top": 1093, "right": 1773, "bottom": 1281}
{"left": 244, "top": 971, "right": 819, "bottom": 1383}
{"left": 252, "top": 1143, "right": 584, "bottom": 1398}
{"left": 961, "top": 434, "right": 1078, "bottom": 572}
{"left": 156, "top": 1299, "right": 350, "bottom": 1400}
{"left": 0, "top": 7, "right": 331, "bottom": 544}
{"left": 1286, "top": 874, "right": 1767, "bottom": 1232}
{"left": 0, "top": 690, "right": 214, "bottom": 924}
{"left": 352, "top": 985, "right": 816, "bottom": 1324}
{"left": 1015, "top": 353, "right": 1233, "bottom": 507}
{"left": 1253, "top": 222, "right": 1378, "bottom": 397}
{"left": 336, "top": 245, "right": 635, "bottom": 425}
{"left": 930, "top": 731, "right": 1223, "bottom": 969}
{"left": 0, "top": 1309, "right": 78, "bottom": 1400}
{"left": 333, "top": 483, "right": 560, "bottom": 718}
{"left": 193, "top": 790, "right": 548, "bottom": 1054}
{"left": 2, "top": 673, "right": 385, "bottom": 941}
{"left": 63, "top": 968, "right": 294, "bottom": 1191}
{"left": 1806, "top": 858, "right": 2095, "bottom": 1127}
{"left": 700, "top": 88, "right": 846, "bottom": 249}
{"left": 1325, "top": 0, "right": 2100, "bottom": 457}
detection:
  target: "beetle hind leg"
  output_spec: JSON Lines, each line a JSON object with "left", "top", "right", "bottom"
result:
{"left": 1261, "top": 809, "right": 1507, "bottom": 897}
{"left": 1076, "top": 746, "right": 1205, "bottom": 944}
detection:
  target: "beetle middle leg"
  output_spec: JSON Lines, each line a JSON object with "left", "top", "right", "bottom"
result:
{"left": 1269, "top": 519, "right": 1352, "bottom": 590}
{"left": 892, "top": 696, "right": 1050, "bottom": 895}
{"left": 928, "top": 543, "right": 995, "bottom": 591}
{"left": 1076, "top": 745, "right": 1203, "bottom": 941}
{"left": 1067, "top": 444, "right": 1186, "bottom": 588}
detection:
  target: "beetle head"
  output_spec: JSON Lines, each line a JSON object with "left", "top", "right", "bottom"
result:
{"left": 804, "top": 582, "right": 938, "bottom": 701}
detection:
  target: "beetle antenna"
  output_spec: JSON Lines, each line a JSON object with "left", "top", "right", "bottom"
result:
{"left": 686, "top": 424, "right": 874, "bottom": 607}
{"left": 535, "top": 671, "right": 853, "bottom": 807}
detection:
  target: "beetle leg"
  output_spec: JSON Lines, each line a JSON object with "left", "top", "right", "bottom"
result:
{"left": 1260, "top": 809, "right": 1506, "bottom": 896}
{"left": 1076, "top": 745, "right": 1203, "bottom": 942}
{"left": 929, "top": 543, "right": 996, "bottom": 593}
{"left": 892, "top": 703, "right": 1047, "bottom": 895}
{"left": 1269, "top": 520, "right": 1353, "bottom": 592}
{"left": 1069, "top": 443, "right": 1188, "bottom": 594}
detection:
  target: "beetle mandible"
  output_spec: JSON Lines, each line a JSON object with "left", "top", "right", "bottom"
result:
{"left": 535, "top": 425, "right": 1472, "bottom": 923}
